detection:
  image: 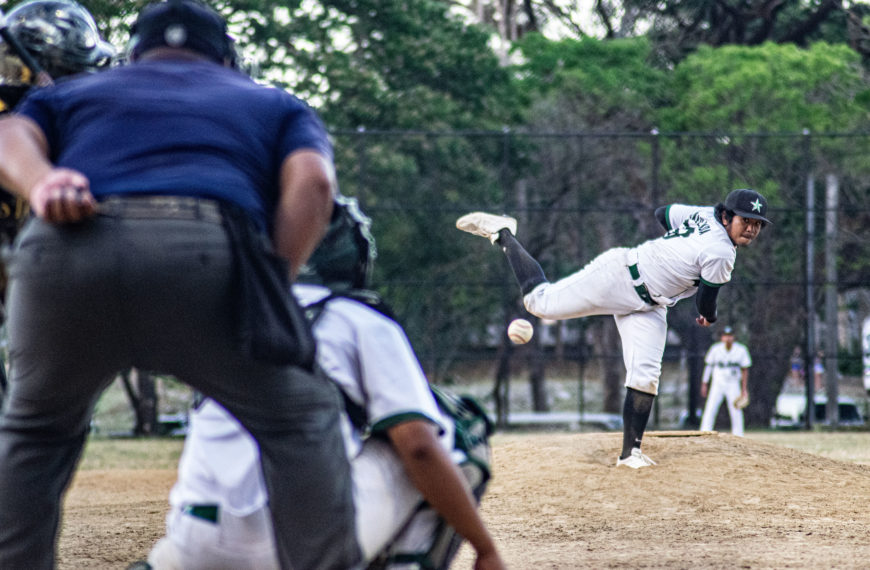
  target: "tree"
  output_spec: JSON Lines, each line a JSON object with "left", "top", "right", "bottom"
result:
{"left": 503, "top": 35, "right": 671, "bottom": 412}
{"left": 617, "top": 0, "right": 870, "bottom": 64}
{"left": 657, "top": 41, "right": 870, "bottom": 424}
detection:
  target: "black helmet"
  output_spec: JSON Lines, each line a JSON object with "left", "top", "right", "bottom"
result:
{"left": 129, "top": 0, "right": 235, "bottom": 65}
{"left": 2, "top": 0, "right": 114, "bottom": 79}
{"left": 723, "top": 188, "right": 772, "bottom": 225}
{"left": 298, "top": 196, "right": 377, "bottom": 291}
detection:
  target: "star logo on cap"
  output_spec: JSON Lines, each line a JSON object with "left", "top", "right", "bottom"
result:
{"left": 750, "top": 198, "right": 762, "bottom": 212}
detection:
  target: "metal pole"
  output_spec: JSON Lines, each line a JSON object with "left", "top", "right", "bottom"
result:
{"left": 356, "top": 126, "right": 367, "bottom": 208}
{"left": 824, "top": 174, "right": 839, "bottom": 426}
{"left": 804, "top": 169, "right": 816, "bottom": 429}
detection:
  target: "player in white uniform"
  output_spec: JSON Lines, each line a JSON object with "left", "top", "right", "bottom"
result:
{"left": 457, "top": 188, "right": 771, "bottom": 468}
{"left": 700, "top": 325, "right": 752, "bottom": 436}
{"left": 146, "top": 197, "right": 504, "bottom": 570}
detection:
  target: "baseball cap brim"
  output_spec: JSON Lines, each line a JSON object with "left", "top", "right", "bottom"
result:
{"left": 733, "top": 209, "right": 772, "bottom": 224}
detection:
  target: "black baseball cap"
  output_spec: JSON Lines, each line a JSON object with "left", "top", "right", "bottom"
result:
{"left": 129, "top": 0, "right": 233, "bottom": 64}
{"left": 723, "top": 188, "right": 772, "bottom": 225}
{"left": 721, "top": 326, "right": 734, "bottom": 336}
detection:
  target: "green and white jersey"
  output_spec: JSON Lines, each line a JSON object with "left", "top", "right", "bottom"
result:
{"left": 293, "top": 284, "right": 451, "bottom": 460}
{"left": 703, "top": 341, "right": 752, "bottom": 384}
{"left": 634, "top": 204, "right": 736, "bottom": 306}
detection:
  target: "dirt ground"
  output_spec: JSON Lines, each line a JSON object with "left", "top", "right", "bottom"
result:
{"left": 58, "top": 431, "right": 870, "bottom": 569}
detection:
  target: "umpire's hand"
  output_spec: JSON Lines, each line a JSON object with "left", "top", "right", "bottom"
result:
{"left": 29, "top": 168, "right": 97, "bottom": 224}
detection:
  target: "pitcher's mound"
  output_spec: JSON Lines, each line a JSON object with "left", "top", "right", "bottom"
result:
{"left": 59, "top": 432, "right": 870, "bottom": 569}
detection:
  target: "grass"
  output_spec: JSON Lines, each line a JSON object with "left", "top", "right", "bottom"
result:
{"left": 75, "top": 429, "right": 869, "bottom": 472}
{"left": 79, "top": 437, "right": 185, "bottom": 470}
{"left": 746, "top": 430, "right": 870, "bottom": 465}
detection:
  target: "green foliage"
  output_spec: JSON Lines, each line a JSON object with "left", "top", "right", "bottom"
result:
{"left": 662, "top": 42, "right": 870, "bottom": 133}
{"left": 243, "top": 0, "right": 523, "bottom": 130}
{"left": 514, "top": 34, "right": 669, "bottom": 125}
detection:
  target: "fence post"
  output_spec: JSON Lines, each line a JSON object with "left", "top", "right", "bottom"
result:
{"left": 824, "top": 173, "right": 839, "bottom": 426}
{"left": 356, "top": 126, "right": 367, "bottom": 208}
{"left": 803, "top": 130, "right": 816, "bottom": 429}
{"left": 496, "top": 126, "right": 512, "bottom": 429}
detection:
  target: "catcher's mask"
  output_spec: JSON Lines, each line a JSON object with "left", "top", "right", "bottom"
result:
{"left": 1, "top": 0, "right": 114, "bottom": 80}
{"left": 298, "top": 195, "right": 377, "bottom": 291}
{"left": 128, "top": 0, "right": 235, "bottom": 66}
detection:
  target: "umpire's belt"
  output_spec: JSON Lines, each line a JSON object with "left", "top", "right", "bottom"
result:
{"left": 183, "top": 503, "right": 219, "bottom": 523}
{"left": 97, "top": 195, "right": 223, "bottom": 224}
{"left": 628, "top": 263, "right": 657, "bottom": 306}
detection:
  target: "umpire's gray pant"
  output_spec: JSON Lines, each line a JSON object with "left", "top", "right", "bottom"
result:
{"left": 0, "top": 215, "right": 361, "bottom": 570}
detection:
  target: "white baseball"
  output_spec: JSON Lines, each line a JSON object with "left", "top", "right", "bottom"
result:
{"left": 507, "top": 318, "right": 534, "bottom": 344}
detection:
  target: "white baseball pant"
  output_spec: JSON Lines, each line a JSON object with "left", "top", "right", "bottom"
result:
{"left": 149, "top": 439, "right": 434, "bottom": 569}
{"left": 523, "top": 247, "right": 667, "bottom": 395}
{"left": 700, "top": 378, "right": 744, "bottom": 436}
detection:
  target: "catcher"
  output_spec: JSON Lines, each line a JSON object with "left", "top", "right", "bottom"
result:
{"left": 145, "top": 197, "right": 504, "bottom": 570}
{"left": 700, "top": 325, "right": 752, "bottom": 436}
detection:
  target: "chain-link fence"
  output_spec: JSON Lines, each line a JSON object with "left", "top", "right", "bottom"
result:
{"left": 329, "top": 128, "right": 870, "bottom": 430}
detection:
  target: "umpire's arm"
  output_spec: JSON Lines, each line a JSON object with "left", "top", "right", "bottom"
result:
{"left": 0, "top": 115, "right": 95, "bottom": 223}
{"left": 273, "top": 149, "right": 336, "bottom": 279}
{"left": 0, "top": 116, "right": 50, "bottom": 196}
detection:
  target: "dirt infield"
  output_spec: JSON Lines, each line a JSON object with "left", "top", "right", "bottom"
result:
{"left": 59, "top": 431, "right": 870, "bottom": 569}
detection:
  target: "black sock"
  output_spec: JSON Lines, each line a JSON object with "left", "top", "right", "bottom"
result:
{"left": 620, "top": 388, "right": 655, "bottom": 459}
{"left": 496, "top": 230, "right": 548, "bottom": 295}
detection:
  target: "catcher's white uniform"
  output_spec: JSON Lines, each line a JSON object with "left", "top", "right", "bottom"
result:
{"left": 700, "top": 340, "right": 752, "bottom": 436}
{"left": 148, "top": 284, "right": 458, "bottom": 569}
{"left": 524, "top": 204, "right": 736, "bottom": 395}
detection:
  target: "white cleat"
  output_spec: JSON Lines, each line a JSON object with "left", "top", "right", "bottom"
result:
{"left": 456, "top": 212, "right": 518, "bottom": 244}
{"left": 615, "top": 448, "right": 657, "bottom": 469}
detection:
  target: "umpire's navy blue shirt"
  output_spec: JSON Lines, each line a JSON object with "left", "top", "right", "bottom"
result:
{"left": 16, "top": 58, "right": 332, "bottom": 232}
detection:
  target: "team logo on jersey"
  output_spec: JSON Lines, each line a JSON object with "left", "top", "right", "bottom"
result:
{"left": 750, "top": 199, "right": 763, "bottom": 212}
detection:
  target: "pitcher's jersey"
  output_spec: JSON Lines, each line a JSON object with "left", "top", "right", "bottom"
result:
{"left": 704, "top": 341, "right": 752, "bottom": 384}
{"left": 634, "top": 204, "right": 736, "bottom": 306}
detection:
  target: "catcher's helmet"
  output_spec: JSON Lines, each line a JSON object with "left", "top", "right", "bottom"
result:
{"left": 129, "top": 0, "right": 235, "bottom": 65}
{"left": 723, "top": 188, "right": 771, "bottom": 225}
{"left": 298, "top": 196, "right": 377, "bottom": 291}
{"left": 1, "top": 0, "right": 114, "bottom": 80}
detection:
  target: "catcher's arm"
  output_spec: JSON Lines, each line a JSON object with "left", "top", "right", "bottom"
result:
{"left": 388, "top": 420, "right": 505, "bottom": 570}
{"left": 0, "top": 8, "right": 53, "bottom": 87}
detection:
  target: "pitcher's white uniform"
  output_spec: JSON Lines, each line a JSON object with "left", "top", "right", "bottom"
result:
{"left": 149, "top": 284, "right": 459, "bottom": 569}
{"left": 524, "top": 205, "right": 736, "bottom": 395}
{"left": 700, "top": 340, "right": 752, "bottom": 436}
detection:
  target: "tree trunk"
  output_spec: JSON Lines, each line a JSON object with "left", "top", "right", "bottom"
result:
{"left": 122, "top": 368, "right": 158, "bottom": 436}
{"left": 529, "top": 318, "right": 549, "bottom": 411}
{"left": 602, "top": 319, "right": 623, "bottom": 414}
{"left": 494, "top": 341, "right": 513, "bottom": 429}
{"left": 685, "top": 325, "right": 707, "bottom": 428}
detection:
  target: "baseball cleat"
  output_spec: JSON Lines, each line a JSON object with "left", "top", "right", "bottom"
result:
{"left": 615, "top": 448, "right": 656, "bottom": 469}
{"left": 456, "top": 212, "right": 518, "bottom": 244}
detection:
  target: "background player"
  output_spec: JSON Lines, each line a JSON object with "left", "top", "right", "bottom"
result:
{"left": 457, "top": 188, "right": 771, "bottom": 468}
{"left": 699, "top": 325, "right": 752, "bottom": 436}
{"left": 146, "top": 197, "right": 505, "bottom": 570}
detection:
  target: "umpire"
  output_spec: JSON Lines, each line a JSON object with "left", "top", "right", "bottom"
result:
{"left": 0, "top": 1, "right": 360, "bottom": 569}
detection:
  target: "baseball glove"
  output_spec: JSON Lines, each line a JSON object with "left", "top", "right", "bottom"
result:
{"left": 734, "top": 393, "right": 750, "bottom": 410}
